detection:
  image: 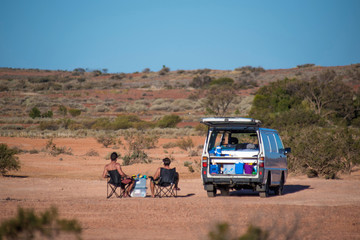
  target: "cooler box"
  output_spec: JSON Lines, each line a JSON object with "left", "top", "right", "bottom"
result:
{"left": 130, "top": 178, "right": 147, "bottom": 198}
{"left": 235, "top": 162, "right": 244, "bottom": 174}
{"left": 134, "top": 178, "right": 146, "bottom": 188}
{"left": 223, "top": 164, "right": 235, "bottom": 174}
{"left": 131, "top": 188, "right": 147, "bottom": 197}
{"left": 210, "top": 164, "right": 219, "bottom": 174}
{"left": 244, "top": 164, "right": 253, "bottom": 174}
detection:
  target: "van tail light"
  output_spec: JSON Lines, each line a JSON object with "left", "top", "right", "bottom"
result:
{"left": 202, "top": 157, "right": 208, "bottom": 168}
{"left": 202, "top": 157, "right": 208, "bottom": 175}
{"left": 259, "top": 157, "right": 264, "bottom": 168}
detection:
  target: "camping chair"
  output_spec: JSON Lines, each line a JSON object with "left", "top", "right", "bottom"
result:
{"left": 106, "top": 170, "right": 131, "bottom": 198}
{"left": 152, "top": 168, "right": 178, "bottom": 198}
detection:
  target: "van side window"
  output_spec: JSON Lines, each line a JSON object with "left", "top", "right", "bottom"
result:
{"left": 263, "top": 134, "right": 271, "bottom": 153}
{"left": 274, "top": 133, "right": 284, "bottom": 152}
{"left": 269, "top": 134, "right": 278, "bottom": 153}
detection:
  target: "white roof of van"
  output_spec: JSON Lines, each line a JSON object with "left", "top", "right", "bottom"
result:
{"left": 200, "top": 117, "right": 261, "bottom": 126}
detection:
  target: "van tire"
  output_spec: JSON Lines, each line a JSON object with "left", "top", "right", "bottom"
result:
{"left": 220, "top": 186, "right": 230, "bottom": 196}
{"left": 207, "top": 189, "right": 216, "bottom": 197}
{"left": 275, "top": 173, "right": 285, "bottom": 195}
{"left": 260, "top": 174, "right": 270, "bottom": 198}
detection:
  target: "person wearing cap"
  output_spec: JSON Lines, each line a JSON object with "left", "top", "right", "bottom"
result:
{"left": 102, "top": 152, "right": 135, "bottom": 197}
{"left": 150, "top": 157, "right": 180, "bottom": 198}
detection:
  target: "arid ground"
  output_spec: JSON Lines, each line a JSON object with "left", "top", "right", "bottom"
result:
{"left": 1, "top": 137, "right": 360, "bottom": 240}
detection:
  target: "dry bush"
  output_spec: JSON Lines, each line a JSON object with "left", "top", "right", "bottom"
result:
{"left": 149, "top": 98, "right": 173, "bottom": 111}
{"left": 45, "top": 139, "right": 72, "bottom": 156}
{"left": 176, "top": 137, "right": 194, "bottom": 151}
{"left": 171, "top": 99, "right": 195, "bottom": 111}
{"left": 125, "top": 100, "right": 149, "bottom": 113}
{"left": 85, "top": 149, "right": 99, "bottom": 156}
{"left": 96, "top": 135, "right": 116, "bottom": 148}
{"left": 162, "top": 142, "right": 177, "bottom": 149}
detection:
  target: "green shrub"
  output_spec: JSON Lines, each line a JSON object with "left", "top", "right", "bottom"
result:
{"left": 29, "top": 107, "right": 41, "bottom": 119}
{"left": 190, "top": 75, "right": 212, "bottom": 88}
{"left": 210, "top": 77, "right": 234, "bottom": 86}
{"left": 69, "top": 108, "right": 81, "bottom": 117}
{"left": 91, "top": 118, "right": 111, "bottom": 130}
{"left": 41, "top": 110, "right": 53, "bottom": 118}
{"left": 156, "top": 114, "right": 181, "bottom": 128}
{"left": 0, "top": 143, "right": 21, "bottom": 175}
{"left": 282, "top": 126, "right": 360, "bottom": 178}
{"left": 112, "top": 115, "right": 141, "bottom": 130}
{"left": 0, "top": 206, "right": 82, "bottom": 239}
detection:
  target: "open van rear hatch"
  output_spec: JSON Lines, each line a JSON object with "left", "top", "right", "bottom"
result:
{"left": 200, "top": 117, "right": 262, "bottom": 127}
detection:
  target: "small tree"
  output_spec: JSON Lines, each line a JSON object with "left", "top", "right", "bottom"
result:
{"left": 0, "top": 144, "right": 20, "bottom": 175}
{"left": 203, "top": 85, "right": 236, "bottom": 116}
{"left": 159, "top": 65, "right": 170, "bottom": 75}
{"left": 122, "top": 131, "right": 157, "bottom": 165}
{"left": 29, "top": 107, "right": 41, "bottom": 119}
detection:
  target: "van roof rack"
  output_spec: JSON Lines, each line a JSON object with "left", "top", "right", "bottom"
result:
{"left": 200, "top": 117, "right": 262, "bottom": 127}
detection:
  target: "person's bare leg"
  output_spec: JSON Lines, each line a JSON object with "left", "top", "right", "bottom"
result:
{"left": 126, "top": 181, "right": 135, "bottom": 197}
{"left": 175, "top": 173, "right": 180, "bottom": 190}
{"left": 150, "top": 181, "right": 155, "bottom": 198}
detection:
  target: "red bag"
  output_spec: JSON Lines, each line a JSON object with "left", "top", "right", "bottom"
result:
{"left": 121, "top": 178, "right": 132, "bottom": 184}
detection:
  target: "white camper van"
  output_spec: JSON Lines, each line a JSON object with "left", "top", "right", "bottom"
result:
{"left": 200, "top": 117, "right": 291, "bottom": 198}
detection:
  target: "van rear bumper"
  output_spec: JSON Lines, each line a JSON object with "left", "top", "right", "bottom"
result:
{"left": 203, "top": 177, "right": 264, "bottom": 190}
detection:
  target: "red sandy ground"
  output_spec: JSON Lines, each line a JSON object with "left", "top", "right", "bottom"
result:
{"left": 1, "top": 137, "right": 360, "bottom": 240}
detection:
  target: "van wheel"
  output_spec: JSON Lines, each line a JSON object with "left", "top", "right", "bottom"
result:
{"left": 220, "top": 186, "right": 230, "bottom": 196}
{"left": 260, "top": 175, "right": 270, "bottom": 198}
{"left": 207, "top": 189, "right": 216, "bottom": 197}
{"left": 275, "top": 174, "right": 285, "bottom": 195}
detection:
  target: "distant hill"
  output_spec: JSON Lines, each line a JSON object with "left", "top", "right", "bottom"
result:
{"left": 0, "top": 64, "right": 359, "bottom": 136}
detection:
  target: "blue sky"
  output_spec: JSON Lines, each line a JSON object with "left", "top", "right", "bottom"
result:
{"left": 1, "top": 0, "right": 359, "bottom": 73}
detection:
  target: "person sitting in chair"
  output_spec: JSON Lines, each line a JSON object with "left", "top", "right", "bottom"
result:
{"left": 150, "top": 157, "right": 179, "bottom": 198}
{"left": 102, "top": 152, "right": 135, "bottom": 197}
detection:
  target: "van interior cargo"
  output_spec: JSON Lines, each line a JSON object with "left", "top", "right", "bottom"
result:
{"left": 207, "top": 129, "right": 259, "bottom": 176}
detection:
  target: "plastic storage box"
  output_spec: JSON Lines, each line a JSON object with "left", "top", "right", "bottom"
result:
{"left": 235, "top": 162, "right": 244, "bottom": 174}
{"left": 210, "top": 164, "right": 219, "bottom": 174}
{"left": 223, "top": 164, "right": 235, "bottom": 174}
{"left": 130, "top": 178, "right": 147, "bottom": 197}
{"left": 244, "top": 164, "right": 253, "bottom": 174}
